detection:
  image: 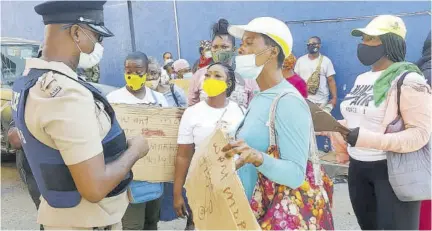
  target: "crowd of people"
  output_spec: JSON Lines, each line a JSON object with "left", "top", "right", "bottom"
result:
{"left": 6, "top": 0, "right": 431, "bottom": 230}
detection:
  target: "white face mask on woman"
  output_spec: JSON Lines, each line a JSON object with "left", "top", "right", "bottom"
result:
{"left": 204, "top": 51, "right": 212, "bottom": 59}
{"left": 147, "top": 79, "right": 160, "bottom": 90}
{"left": 183, "top": 72, "right": 193, "bottom": 79}
{"left": 74, "top": 27, "right": 104, "bottom": 69}
{"left": 235, "top": 48, "right": 271, "bottom": 80}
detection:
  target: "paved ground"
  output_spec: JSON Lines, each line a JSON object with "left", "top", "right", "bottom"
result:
{"left": 1, "top": 161, "right": 359, "bottom": 230}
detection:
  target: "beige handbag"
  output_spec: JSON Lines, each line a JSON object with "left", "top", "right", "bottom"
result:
{"left": 307, "top": 55, "right": 324, "bottom": 95}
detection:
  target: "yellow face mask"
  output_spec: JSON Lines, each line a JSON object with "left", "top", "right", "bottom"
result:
{"left": 125, "top": 73, "right": 147, "bottom": 91}
{"left": 202, "top": 78, "right": 228, "bottom": 97}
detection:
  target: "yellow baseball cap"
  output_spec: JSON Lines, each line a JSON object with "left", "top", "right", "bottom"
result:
{"left": 228, "top": 17, "right": 293, "bottom": 57}
{"left": 352, "top": 15, "right": 407, "bottom": 39}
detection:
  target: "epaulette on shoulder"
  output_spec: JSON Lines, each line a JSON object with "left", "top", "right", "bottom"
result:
{"left": 39, "top": 71, "right": 63, "bottom": 97}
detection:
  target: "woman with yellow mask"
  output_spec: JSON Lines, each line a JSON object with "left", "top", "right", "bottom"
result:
{"left": 173, "top": 62, "right": 245, "bottom": 227}
{"left": 106, "top": 51, "right": 168, "bottom": 230}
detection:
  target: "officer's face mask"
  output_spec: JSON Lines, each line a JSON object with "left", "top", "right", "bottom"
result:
{"left": 74, "top": 27, "right": 104, "bottom": 69}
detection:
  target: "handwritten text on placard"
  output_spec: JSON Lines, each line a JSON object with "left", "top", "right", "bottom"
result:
{"left": 185, "top": 130, "right": 260, "bottom": 230}
{"left": 112, "top": 104, "right": 183, "bottom": 182}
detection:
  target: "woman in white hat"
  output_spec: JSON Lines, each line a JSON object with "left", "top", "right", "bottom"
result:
{"left": 223, "top": 17, "right": 334, "bottom": 230}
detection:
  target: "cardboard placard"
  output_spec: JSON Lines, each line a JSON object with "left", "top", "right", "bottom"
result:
{"left": 306, "top": 99, "right": 350, "bottom": 134}
{"left": 185, "top": 129, "right": 260, "bottom": 230}
{"left": 112, "top": 104, "right": 183, "bottom": 182}
{"left": 170, "top": 79, "right": 190, "bottom": 94}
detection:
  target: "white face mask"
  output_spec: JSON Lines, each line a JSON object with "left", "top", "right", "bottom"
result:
{"left": 74, "top": 27, "right": 104, "bottom": 69}
{"left": 235, "top": 48, "right": 271, "bottom": 80}
{"left": 183, "top": 72, "right": 193, "bottom": 79}
{"left": 147, "top": 79, "right": 160, "bottom": 90}
{"left": 204, "top": 51, "right": 212, "bottom": 59}
{"left": 77, "top": 42, "right": 104, "bottom": 69}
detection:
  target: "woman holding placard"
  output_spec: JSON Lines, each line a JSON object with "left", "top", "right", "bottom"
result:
{"left": 223, "top": 17, "right": 334, "bottom": 230}
{"left": 173, "top": 62, "right": 245, "bottom": 229}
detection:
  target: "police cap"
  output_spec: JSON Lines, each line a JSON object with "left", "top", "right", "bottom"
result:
{"left": 34, "top": 1, "right": 114, "bottom": 37}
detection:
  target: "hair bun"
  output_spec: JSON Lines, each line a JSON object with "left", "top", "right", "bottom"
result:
{"left": 212, "top": 18, "right": 229, "bottom": 36}
{"left": 218, "top": 19, "right": 229, "bottom": 32}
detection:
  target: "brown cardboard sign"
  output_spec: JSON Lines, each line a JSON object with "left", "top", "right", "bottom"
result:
{"left": 306, "top": 99, "right": 350, "bottom": 134}
{"left": 170, "top": 79, "right": 190, "bottom": 95}
{"left": 185, "top": 129, "right": 260, "bottom": 230}
{"left": 112, "top": 104, "right": 184, "bottom": 182}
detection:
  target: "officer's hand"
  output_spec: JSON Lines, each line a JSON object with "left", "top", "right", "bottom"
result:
{"left": 7, "top": 127, "right": 22, "bottom": 149}
{"left": 127, "top": 135, "right": 150, "bottom": 159}
{"left": 173, "top": 193, "right": 187, "bottom": 218}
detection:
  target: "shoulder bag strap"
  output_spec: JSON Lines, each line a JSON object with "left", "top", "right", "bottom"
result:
{"left": 316, "top": 55, "right": 324, "bottom": 72}
{"left": 396, "top": 72, "right": 411, "bottom": 116}
{"left": 268, "top": 91, "right": 325, "bottom": 187}
{"left": 170, "top": 84, "right": 180, "bottom": 107}
{"left": 267, "top": 91, "right": 295, "bottom": 146}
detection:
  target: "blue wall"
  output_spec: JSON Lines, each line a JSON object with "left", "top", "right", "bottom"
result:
{"left": 1, "top": 1, "right": 431, "bottom": 120}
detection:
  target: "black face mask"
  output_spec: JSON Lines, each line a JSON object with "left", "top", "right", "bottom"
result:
{"left": 357, "top": 43, "right": 386, "bottom": 66}
{"left": 307, "top": 44, "right": 320, "bottom": 54}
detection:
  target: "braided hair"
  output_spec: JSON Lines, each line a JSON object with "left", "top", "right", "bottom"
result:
{"left": 207, "top": 62, "right": 236, "bottom": 97}
{"left": 379, "top": 33, "right": 406, "bottom": 62}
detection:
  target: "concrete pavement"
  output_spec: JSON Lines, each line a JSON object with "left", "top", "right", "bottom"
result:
{"left": 1, "top": 161, "right": 359, "bottom": 230}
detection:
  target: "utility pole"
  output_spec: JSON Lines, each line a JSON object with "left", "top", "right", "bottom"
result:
{"left": 127, "top": 0, "right": 136, "bottom": 52}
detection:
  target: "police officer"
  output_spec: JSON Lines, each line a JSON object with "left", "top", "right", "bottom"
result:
{"left": 11, "top": 1, "right": 149, "bottom": 229}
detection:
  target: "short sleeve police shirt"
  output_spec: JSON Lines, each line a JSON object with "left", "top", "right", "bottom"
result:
{"left": 23, "top": 58, "right": 128, "bottom": 228}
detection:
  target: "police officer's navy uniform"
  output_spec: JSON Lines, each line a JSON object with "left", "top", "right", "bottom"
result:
{"left": 11, "top": 1, "right": 130, "bottom": 229}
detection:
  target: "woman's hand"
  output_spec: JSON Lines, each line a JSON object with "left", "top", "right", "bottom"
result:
{"left": 346, "top": 127, "right": 360, "bottom": 146}
{"left": 223, "top": 140, "right": 264, "bottom": 170}
{"left": 173, "top": 193, "right": 187, "bottom": 218}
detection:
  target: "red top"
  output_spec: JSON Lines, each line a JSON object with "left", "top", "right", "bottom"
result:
{"left": 198, "top": 57, "right": 212, "bottom": 69}
{"left": 286, "top": 74, "right": 308, "bottom": 98}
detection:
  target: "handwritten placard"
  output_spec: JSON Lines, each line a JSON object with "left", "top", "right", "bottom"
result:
{"left": 185, "top": 129, "right": 260, "bottom": 230}
{"left": 170, "top": 79, "right": 190, "bottom": 94}
{"left": 112, "top": 104, "right": 183, "bottom": 182}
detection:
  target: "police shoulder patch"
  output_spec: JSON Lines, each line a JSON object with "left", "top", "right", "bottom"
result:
{"left": 39, "top": 71, "right": 63, "bottom": 97}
